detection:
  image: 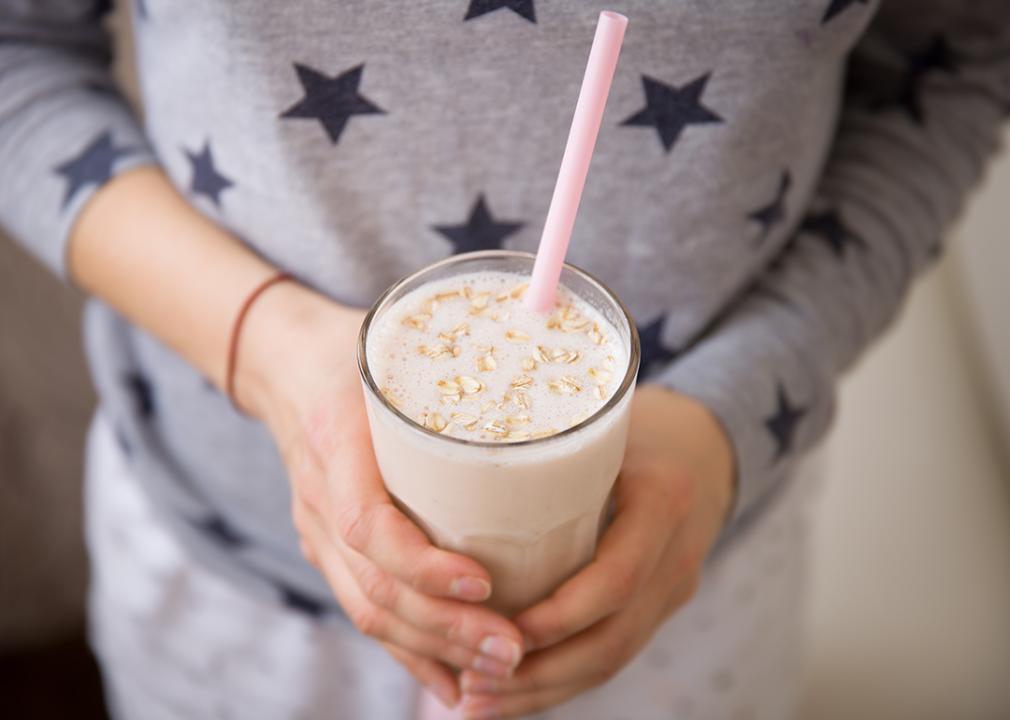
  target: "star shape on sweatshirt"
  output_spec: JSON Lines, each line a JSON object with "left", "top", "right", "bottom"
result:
{"left": 748, "top": 170, "right": 792, "bottom": 244}
{"left": 185, "top": 141, "right": 234, "bottom": 207}
{"left": 278, "top": 584, "right": 328, "bottom": 619}
{"left": 280, "top": 63, "right": 385, "bottom": 144}
{"left": 801, "top": 210, "right": 863, "bottom": 258}
{"left": 124, "top": 371, "right": 156, "bottom": 420}
{"left": 83, "top": 80, "right": 119, "bottom": 98}
{"left": 54, "top": 130, "right": 137, "bottom": 209}
{"left": 433, "top": 194, "right": 524, "bottom": 253}
{"left": 192, "top": 513, "right": 248, "bottom": 550}
{"left": 621, "top": 73, "right": 723, "bottom": 153}
{"left": 821, "top": 0, "right": 868, "bottom": 24}
{"left": 115, "top": 425, "right": 133, "bottom": 458}
{"left": 765, "top": 383, "right": 806, "bottom": 462}
{"left": 464, "top": 0, "right": 536, "bottom": 23}
{"left": 89, "top": 0, "right": 113, "bottom": 19}
{"left": 637, "top": 315, "right": 678, "bottom": 378}
{"left": 894, "top": 36, "right": 957, "bottom": 125}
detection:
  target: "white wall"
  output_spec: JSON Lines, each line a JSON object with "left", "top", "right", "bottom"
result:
{"left": 950, "top": 127, "right": 1010, "bottom": 460}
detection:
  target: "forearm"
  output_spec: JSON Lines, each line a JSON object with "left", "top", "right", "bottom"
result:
{"left": 67, "top": 166, "right": 356, "bottom": 412}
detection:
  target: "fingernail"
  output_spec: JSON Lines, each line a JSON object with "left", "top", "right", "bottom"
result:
{"left": 451, "top": 576, "right": 492, "bottom": 602}
{"left": 521, "top": 633, "right": 537, "bottom": 652}
{"left": 471, "top": 654, "right": 512, "bottom": 679}
{"left": 461, "top": 672, "right": 500, "bottom": 693}
{"left": 479, "top": 635, "right": 521, "bottom": 666}
{"left": 428, "top": 682, "right": 458, "bottom": 709}
{"left": 462, "top": 697, "right": 500, "bottom": 719}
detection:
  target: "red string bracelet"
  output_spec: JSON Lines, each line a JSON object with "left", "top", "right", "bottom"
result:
{"left": 225, "top": 271, "right": 294, "bottom": 412}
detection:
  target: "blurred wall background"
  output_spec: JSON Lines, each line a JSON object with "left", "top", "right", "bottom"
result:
{"left": 0, "top": 218, "right": 94, "bottom": 647}
{"left": 799, "top": 128, "right": 1010, "bottom": 720}
{"left": 0, "top": 6, "right": 1007, "bottom": 719}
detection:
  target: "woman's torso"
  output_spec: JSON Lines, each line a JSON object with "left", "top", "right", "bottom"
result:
{"left": 90, "top": 0, "right": 874, "bottom": 605}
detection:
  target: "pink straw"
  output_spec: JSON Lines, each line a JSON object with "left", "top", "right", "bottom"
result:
{"left": 525, "top": 11, "right": 628, "bottom": 313}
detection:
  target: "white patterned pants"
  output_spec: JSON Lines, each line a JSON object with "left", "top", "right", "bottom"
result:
{"left": 85, "top": 413, "right": 818, "bottom": 720}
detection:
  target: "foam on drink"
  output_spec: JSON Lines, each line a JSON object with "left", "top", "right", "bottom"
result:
{"left": 367, "top": 271, "right": 627, "bottom": 442}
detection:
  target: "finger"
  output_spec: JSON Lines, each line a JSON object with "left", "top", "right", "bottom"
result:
{"left": 460, "top": 684, "right": 580, "bottom": 720}
{"left": 460, "top": 611, "right": 626, "bottom": 700}
{"left": 339, "top": 543, "right": 524, "bottom": 668}
{"left": 315, "top": 413, "right": 495, "bottom": 602}
{"left": 382, "top": 642, "right": 461, "bottom": 710}
{"left": 461, "top": 568, "right": 697, "bottom": 698}
{"left": 299, "top": 498, "right": 518, "bottom": 677}
{"left": 512, "top": 468, "right": 675, "bottom": 650}
{"left": 298, "top": 537, "right": 318, "bottom": 566}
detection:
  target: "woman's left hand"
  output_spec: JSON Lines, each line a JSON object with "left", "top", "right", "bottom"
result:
{"left": 457, "top": 385, "right": 736, "bottom": 719}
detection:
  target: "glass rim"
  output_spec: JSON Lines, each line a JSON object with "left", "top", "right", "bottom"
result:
{"left": 357, "top": 250, "right": 640, "bottom": 449}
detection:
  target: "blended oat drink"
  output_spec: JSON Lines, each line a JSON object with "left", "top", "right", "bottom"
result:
{"left": 370, "top": 274, "right": 624, "bottom": 443}
{"left": 359, "top": 252, "right": 638, "bottom": 616}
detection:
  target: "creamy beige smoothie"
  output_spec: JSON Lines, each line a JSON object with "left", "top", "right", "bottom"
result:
{"left": 359, "top": 251, "right": 638, "bottom": 616}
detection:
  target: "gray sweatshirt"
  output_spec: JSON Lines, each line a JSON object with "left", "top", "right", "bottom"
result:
{"left": 2, "top": 0, "right": 1007, "bottom": 618}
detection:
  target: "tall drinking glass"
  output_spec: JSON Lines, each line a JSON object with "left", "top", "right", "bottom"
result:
{"left": 358, "top": 250, "right": 639, "bottom": 616}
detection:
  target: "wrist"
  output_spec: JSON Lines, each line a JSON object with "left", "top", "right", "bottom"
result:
{"left": 233, "top": 279, "right": 363, "bottom": 421}
{"left": 637, "top": 385, "right": 737, "bottom": 526}
{"left": 683, "top": 392, "right": 737, "bottom": 530}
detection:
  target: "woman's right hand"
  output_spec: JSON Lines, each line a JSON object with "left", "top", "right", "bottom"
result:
{"left": 233, "top": 280, "right": 524, "bottom": 707}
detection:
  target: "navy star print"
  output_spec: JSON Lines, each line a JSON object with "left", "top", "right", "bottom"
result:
{"left": 749, "top": 170, "right": 792, "bottom": 244}
{"left": 637, "top": 316, "right": 678, "bottom": 378}
{"left": 280, "top": 63, "right": 384, "bottom": 144}
{"left": 54, "top": 131, "right": 136, "bottom": 209}
{"left": 278, "top": 584, "right": 328, "bottom": 619}
{"left": 433, "top": 194, "right": 524, "bottom": 253}
{"left": 894, "top": 36, "right": 957, "bottom": 125}
{"left": 115, "top": 425, "right": 133, "bottom": 458}
{"left": 83, "top": 80, "right": 118, "bottom": 98}
{"left": 192, "top": 514, "right": 247, "bottom": 550}
{"left": 185, "top": 141, "right": 234, "bottom": 207}
{"left": 821, "top": 0, "right": 867, "bottom": 24}
{"left": 464, "top": 0, "right": 536, "bottom": 23}
{"left": 765, "top": 383, "right": 806, "bottom": 462}
{"left": 801, "top": 210, "right": 863, "bottom": 258}
{"left": 621, "top": 73, "right": 723, "bottom": 153}
{"left": 124, "top": 372, "right": 156, "bottom": 419}
{"left": 89, "top": 0, "right": 113, "bottom": 20}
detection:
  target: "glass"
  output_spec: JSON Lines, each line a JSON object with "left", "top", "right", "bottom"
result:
{"left": 358, "top": 250, "right": 640, "bottom": 615}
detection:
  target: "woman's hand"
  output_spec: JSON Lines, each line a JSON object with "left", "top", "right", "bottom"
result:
{"left": 234, "top": 282, "right": 525, "bottom": 708}
{"left": 457, "top": 385, "right": 735, "bottom": 719}
{"left": 65, "top": 165, "right": 523, "bottom": 707}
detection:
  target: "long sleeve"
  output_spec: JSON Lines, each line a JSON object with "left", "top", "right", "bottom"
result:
{"left": 0, "top": 1, "right": 157, "bottom": 279}
{"left": 657, "top": 0, "right": 1010, "bottom": 532}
